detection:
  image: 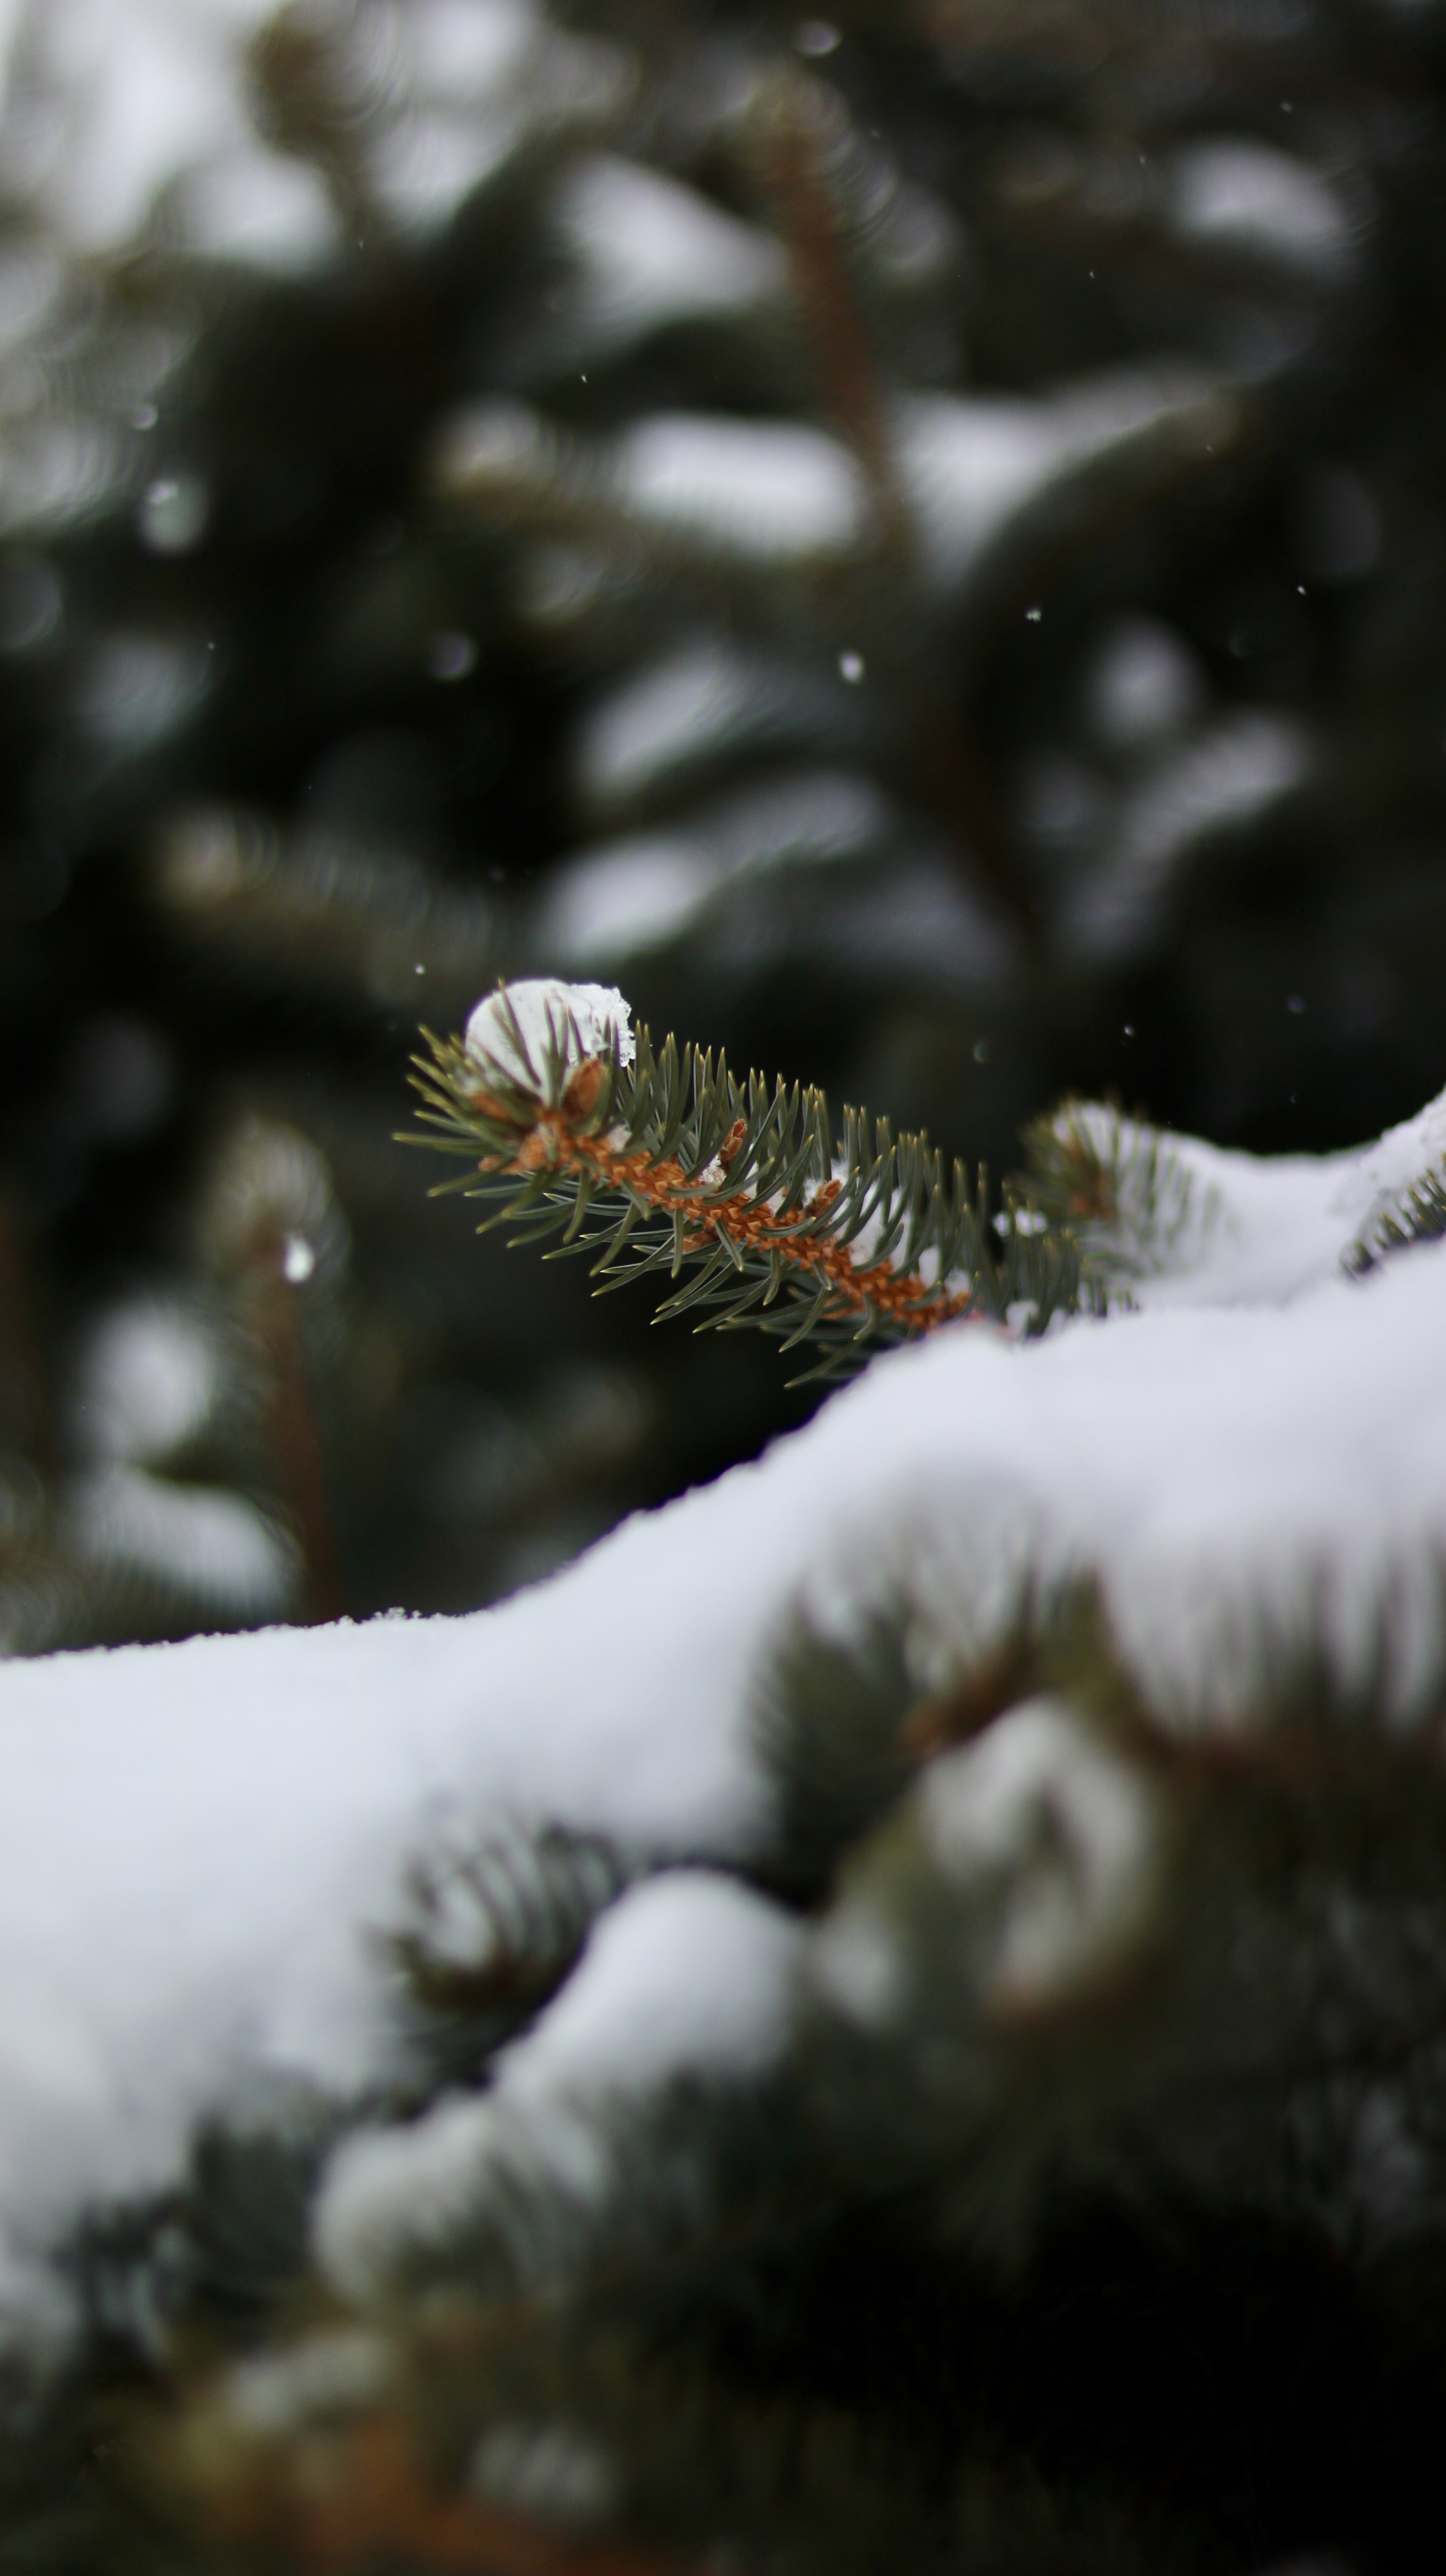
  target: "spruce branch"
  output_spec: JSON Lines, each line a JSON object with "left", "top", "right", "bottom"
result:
{"left": 1018, "top": 1097, "right": 1209, "bottom": 1293}
{"left": 383, "top": 1819, "right": 640, "bottom": 2108}
{"left": 405, "top": 983, "right": 1097, "bottom": 1378}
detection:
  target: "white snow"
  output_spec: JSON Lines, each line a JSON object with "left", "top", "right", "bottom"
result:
{"left": 470, "top": 2421, "right": 618, "bottom": 2527}
{"left": 576, "top": 642, "right": 757, "bottom": 811}
{"left": 2, "top": 997, "right": 1446, "bottom": 2339}
{"left": 917, "top": 1698, "right": 1162, "bottom": 2013}
{"left": 170, "top": 148, "right": 343, "bottom": 276}
{"left": 0, "top": 418, "right": 124, "bottom": 540}
{"left": 1166, "top": 139, "right": 1357, "bottom": 285}
{"left": 368, "top": 112, "right": 520, "bottom": 237}
{"left": 550, "top": 156, "right": 787, "bottom": 355}
{"left": 537, "top": 771, "right": 894, "bottom": 967}
{"left": 613, "top": 416, "right": 871, "bottom": 566}
{"left": 400, "top": 0, "right": 540, "bottom": 103}
{"left": 62, "top": 1467, "right": 296, "bottom": 1617}
{"left": 70, "top": 1298, "right": 219, "bottom": 1467}
{"left": 464, "top": 978, "right": 635, "bottom": 1090}
{"left": 444, "top": 376, "right": 1224, "bottom": 587}
{"left": 1064, "top": 1078, "right": 1446, "bottom": 1310}
{"left": 1082, "top": 617, "right": 1206, "bottom": 753}
{"left": 73, "top": 632, "right": 213, "bottom": 750}
{"left": 894, "top": 368, "right": 1233, "bottom": 598}
{"left": 572, "top": 638, "right": 855, "bottom": 816}
{"left": 0, "top": 0, "right": 629, "bottom": 264}
{"left": 0, "top": 0, "right": 275, "bottom": 256}
{"left": 363, "top": 12, "right": 634, "bottom": 240}
{"left": 539, "top": 840, "right": 714, "bottom": 966}
{"left": 228, "top": 2325, "right": 395, "bottom": 2437}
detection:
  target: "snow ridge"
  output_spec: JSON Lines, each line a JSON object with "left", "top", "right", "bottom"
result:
{"left": 3, "top": 1057, "right": 1446, "bottom": 2346}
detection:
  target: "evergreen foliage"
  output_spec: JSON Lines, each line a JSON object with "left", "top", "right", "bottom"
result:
{"left": 1347, "top": 1156, "right": 1446, "bottom": 1273}
{"left": 1018, "top": 1099, "right": 1211, "bottom": 1292}
{"left": 391, "top": 1814, "right": 639, "bottom": 2079}
{"left": 409, "top": 984, "right": 1100, "bottom": 1375}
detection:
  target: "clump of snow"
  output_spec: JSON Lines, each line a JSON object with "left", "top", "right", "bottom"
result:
{"left": 441, "top": 398, "right": 942, "bottom": 577}
{"left": 398, "top": 0, "right": 541, "bottom": 103}
{"left": 918, "top": 1698, "right": 1162, "bottom": 2013}
{"left": 572, "top": 638, "right": 862, "bottom": 817}
{"left": 365, "top": 6, "right": 633, "bottom": 237}
{"left": 550, "top": 155, "right": 786, "bottom": 357}
{"left": 809, "top": 1899, "right": 905, "bottom": 2033}
{"left": 612, "top": 415, "right": 871, "bottom": 567}
{"left": 228, "top": 2326, "right": 395, "bottom": 2438}
{"left": 464, "top": 978, "right": 635, "bottom": 1090}
{"left": 368, "top": 112, "right": 517, "bottom": 237}
{"left": 73, "top": 631, "right": 213, "bottom": 751}
{"left": 169, "top": 148, "right": 343, "bottom": 277}
{"left": 539, "top": 841, "right": 712, "bottom": 967}
{"left": 1082, "top": 616, "right": 1206, "bottom": 753}
{"left": 1166, "top": 138, "right": 1357, "bottom": 286}
{"left": 0, "top": 0, "right": 632, "bottom": 270}
{"left": 0, "top": 418, "right": 125, "bottom": 542}
{"left": 316, "top": 1871, "right": 800, "bottom": 2299}
{"left": 0, "top": 0, "right": 275, "bottom": 256}
{"left": 470, "top": 2419, "right": 619, "bottom": 2529}
{"left": 436, "top": 398, "right": 552, "bottom": 499}
{"left": 62, "top": 1466, "right": 296, "bottom": 1618}
{"left": 1062, "top": 1078, "right": 1446, "bottom": 1312}
{"left": 70, "top": 1298, "right": 219, "bottom": 1467}
{"left": 895, "top": 368, "right": 1234, "bottom": 599}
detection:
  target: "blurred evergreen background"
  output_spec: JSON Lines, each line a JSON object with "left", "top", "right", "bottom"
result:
{"left": 1, "top": 0, "right": 1442, "bottom": 1649}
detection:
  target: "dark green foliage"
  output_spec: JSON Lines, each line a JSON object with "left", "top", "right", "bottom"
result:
{"left": 1018, "top": 1099, "right": 1207, "bottom": 1295}
{"left": 749, "top": 1611, "right": 923, "bottom": 1899}
{"left": 390, "top": 1817, "right": 638, "bottom": 2081}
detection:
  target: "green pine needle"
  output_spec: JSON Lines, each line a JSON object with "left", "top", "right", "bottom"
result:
{"left": 405, "top": 991, "right": 1102, "bottom": 1380}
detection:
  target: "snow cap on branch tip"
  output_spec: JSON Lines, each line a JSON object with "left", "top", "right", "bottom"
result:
{"left": 464, "top": 978, "right": 636, "bottom": 1091}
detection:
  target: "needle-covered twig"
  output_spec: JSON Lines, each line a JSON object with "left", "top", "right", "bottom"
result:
{"left": 406, "top": 981, "right": 1097, "bottom": 1380}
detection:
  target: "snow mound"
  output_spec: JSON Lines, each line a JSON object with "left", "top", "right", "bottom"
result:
{"left": 2, "top": 1074, "right": 1446, "bottom": 2342}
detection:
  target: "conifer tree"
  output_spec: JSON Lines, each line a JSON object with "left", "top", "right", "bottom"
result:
{"left": 3, "top": 4, "right": 1446, "bottom": 2573}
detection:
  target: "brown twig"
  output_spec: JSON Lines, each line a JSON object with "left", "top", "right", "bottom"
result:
{"left": 758, "top": 73, "right": 908, "bottom": 554}
{"left": 914, "top": 703, "right": 1038, "bottom": 940}
{"left": 246, "top": 1250, "right": 343, "bottom": 1625}
{"left": 755, "top": 73, "right": 1036, "bottom": 936}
